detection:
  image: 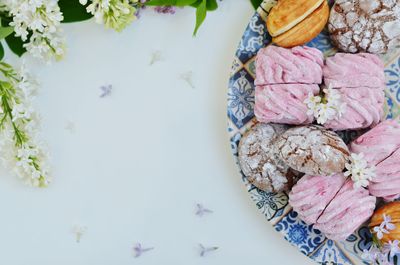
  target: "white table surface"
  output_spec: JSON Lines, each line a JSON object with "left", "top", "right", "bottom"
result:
{"left": 0, "top": 1, "right": 314, "bottom": 264}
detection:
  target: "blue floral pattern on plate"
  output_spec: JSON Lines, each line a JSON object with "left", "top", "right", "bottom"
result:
{"left": 227, "top": 0, "right": 400, "bottom": 264}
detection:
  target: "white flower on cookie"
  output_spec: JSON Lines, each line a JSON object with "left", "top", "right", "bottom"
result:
{"left": 304, "top": 85, "right": 346, "bottom": 124}
{"left": 344, "top": 152, "right": 376, "bottom": 188}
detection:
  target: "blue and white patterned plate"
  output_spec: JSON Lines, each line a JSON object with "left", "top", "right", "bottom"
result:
{"left": 227, "top": 1, "right": 400, "bottom": 264}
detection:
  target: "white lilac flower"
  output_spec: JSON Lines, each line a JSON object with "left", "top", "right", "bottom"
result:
{"left": 344, "top": 152, "right": 376, "bottom": 188}
{"left": 304, "top": 93, "right": 321, "bottom": 116}
{"left": 3, "top": 0, "right": 65, "bottom": 61}
{"left": 307, "top": 85, "right": 347, "bottom": 125}
{"left": 83, "top": 0, "right": 138, "bottom": 32}
{"left": 0, "top": 62, "right": 51, "bottom": 187}
{"left": 316, "top": 103, "right": 336, "bottom": 124}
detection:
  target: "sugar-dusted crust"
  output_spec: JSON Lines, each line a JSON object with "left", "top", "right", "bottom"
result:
{"left": 238, "top": 123, "right": 299, "bottom": 192}
{"left": 275, "top": 125, "right": 350, "bottom": 175}
{"left": 328, "top": 0, "right": 400, "bottom": 54}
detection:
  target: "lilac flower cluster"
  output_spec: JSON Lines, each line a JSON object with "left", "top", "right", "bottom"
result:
{"left": 154, "top": 6, "right": 177, "bottom": 14}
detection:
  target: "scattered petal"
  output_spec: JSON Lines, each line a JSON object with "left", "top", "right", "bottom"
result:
{"left": 180, "top": 71, "right": 195, "bottom": 89}
{"left": 72, "top": 225, "right": 87, "bottom": 243}
{"left": 195, "top": 203, "right": 213, "bottom": 217}
{"left": 133, "top": 243, "right": 154, "bottom": 258}
{"left": 149, "top": 51, "right": 164, "bottom": 65}
{"left": 199, "top": 244, "right": 219, "bottom": 257}
{"left": 99, "top": 84, "right": 112, "bottom": 98}
{"left": 64, "top": 121, "right": 76, "bottom": 134}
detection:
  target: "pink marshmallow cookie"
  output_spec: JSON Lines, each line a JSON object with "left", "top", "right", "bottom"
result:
{"left": 370, "top": 148, "right": 400, "bottom": 202}
{"left": 350, "top": 119, "right": 400, "bottom": 165}
{"left": 255, "top": 46, "right": 324, "bottom": 86}
{"left": 323, "top": 53, "right": 385, "bottom": 89}
{"left": 255, "top": 84, "right": 320, "bottom": 125}
{"left": 324, "top": 87, "right": 385, "bottom": 130}
{"left": 323, "top": 53, "right": 386, "bottom": 131}
{"left": 289, "top": 174, "right": 346, "bottom": 225}
{"left": 314, "top": 179, "right": 376, "bottom": 241}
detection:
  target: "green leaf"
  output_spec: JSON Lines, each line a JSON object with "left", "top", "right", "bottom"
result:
{"left": 193, "top": 0, "right": 207, "bottom": 36}
{"left": 250, "top": 0, "right": 263, "bottom": 9}
{"left": 0, "top": 42, "right": 4, "bottom": 60}
{"left": 206, "top": 0, "right": 218, "bottom": 10}
{"left": 0, "top": 26, "right": 13, "bottom": 40}
{"left": 191, "top": 0, "right": 217, "bottom": 10}
{"left": 5, "top": 34, "right": 26, "bottom": 57}
{"left": 59, "top": 0, "right": 93, "bottom": 23}
{"left": 146, "top": 0, "right": 198, "bottom": 6}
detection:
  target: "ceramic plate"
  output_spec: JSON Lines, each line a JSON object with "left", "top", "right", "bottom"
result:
{"left": 227, "top": 1, "right": 400, "bottom": 264}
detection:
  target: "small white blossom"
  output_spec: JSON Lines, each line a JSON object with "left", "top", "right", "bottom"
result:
{"left": 306, "top": 85, "right": 347, "bottom": 125}
{"left": 304, "top": 93, "right": 321, "bottom": 116}
{"left": 344, "top": 153, "right": 376, "bottom": 188}
{"left": 316, "top": 103, "right": 336, "bottom": 124}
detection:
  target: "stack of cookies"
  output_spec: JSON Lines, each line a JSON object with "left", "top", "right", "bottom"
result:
{"left": 254, "top": 46, "right": 324, "bottom": 125}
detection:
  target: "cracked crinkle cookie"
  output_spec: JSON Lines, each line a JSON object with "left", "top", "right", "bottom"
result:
{"left": 238, "top": 123, "right": 299, "bottom": 192}
{"left": 275, "top": 125, "right": 350, "bottom": 176}
{"left": 328, "top": 0, "right": 400, "bottom": 53}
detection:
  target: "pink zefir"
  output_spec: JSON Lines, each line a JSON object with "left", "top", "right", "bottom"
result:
{"left": 370, "top": 148, "right": 400, "bottom": 201}
{"left": 323, "top": 53, "right": 385, "bottom": 89}
{"left": 289, "top": 173, "right": 346, "bottom": 225}
{"left": 255, "top": 84, "right": 320, "bottom": 125}
{"left": 350, "top": 119, "right": 400, "bottom": 201}
{"left": 350, "top": 119, "right": 400, "bottom": 165}
{"left": 314, "top": 179, "right": 376, "bottom": 241}
{"left": 324, "top": 86, "right": 385, "bottom": 130}
{"left": 255, "top": 45, "right": 324, "bottom": 86}
{"left": 322, "top": 53, "right": 386, "bottom": 131}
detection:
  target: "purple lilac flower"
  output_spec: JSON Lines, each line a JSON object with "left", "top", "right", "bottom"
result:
{"left": 154, "top": 6, "right": 176, "bottom": 14}
{"left": 195, "top": 203, "right": 213, "bottom": 217}
{"left": 133, "top": 243, "right": 154, "bottom": 258}
{"left": 384, "top": 240, "right": 400, "bottom": 258}
{"left": 99, "top": 84, "right": 112, "bottom": 98}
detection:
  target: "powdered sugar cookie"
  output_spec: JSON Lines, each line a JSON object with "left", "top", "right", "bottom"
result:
{"left": 328, "top": 0, "right": 400, "bottom": 53}
{"left": 238, "top": 123, "right": 298, "bottom": 192}
{"left": 275, "top": 125, "right": 350, "bottom": 176}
